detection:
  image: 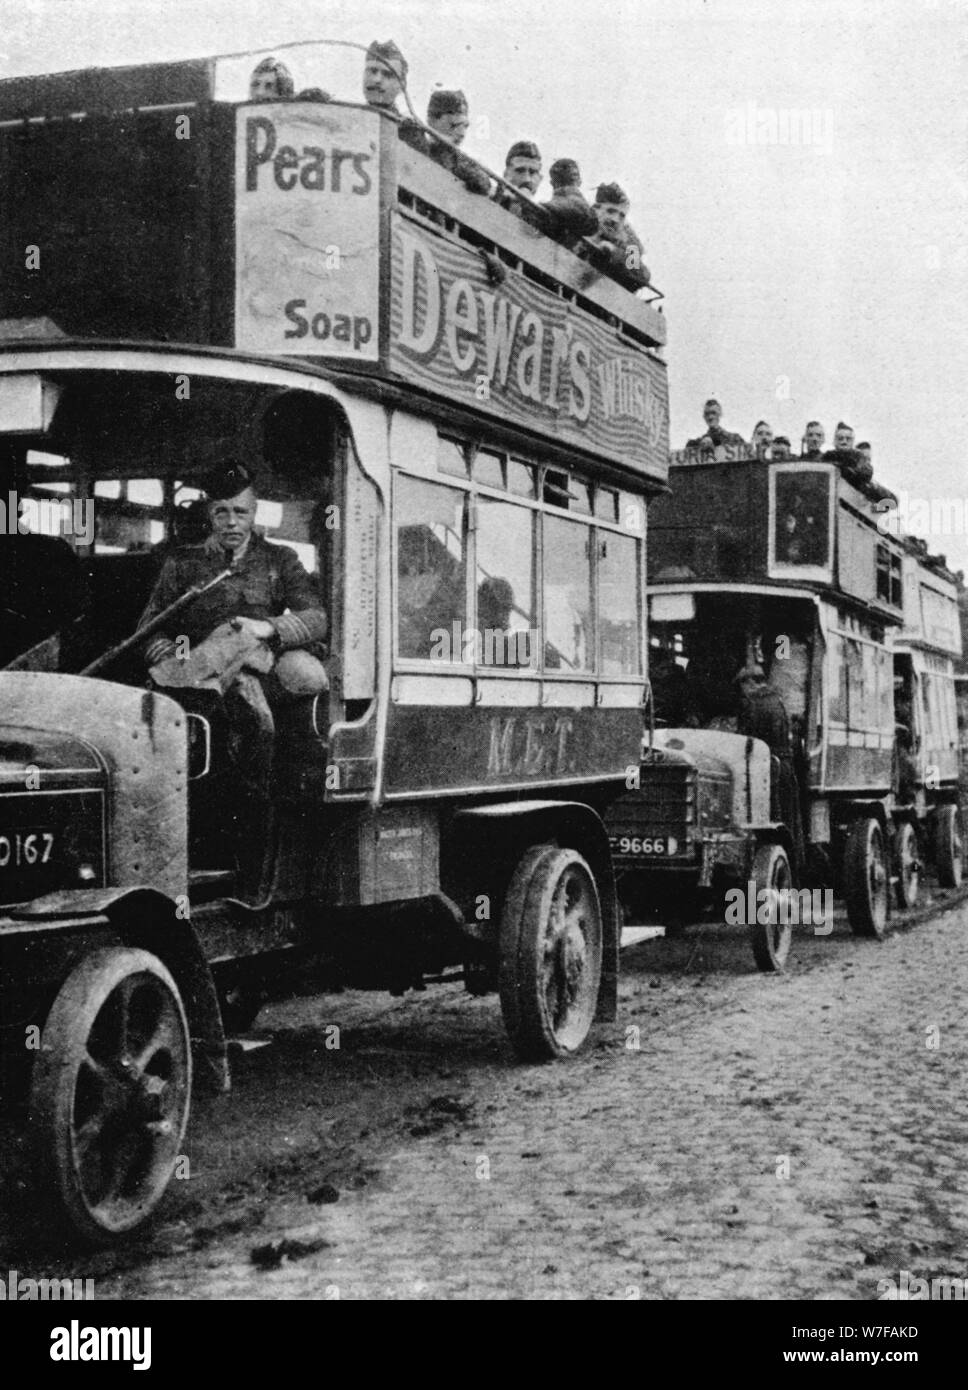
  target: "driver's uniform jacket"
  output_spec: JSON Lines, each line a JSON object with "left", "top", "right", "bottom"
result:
{"left": 139, "top": 531, "right": 327, "bottom": 667}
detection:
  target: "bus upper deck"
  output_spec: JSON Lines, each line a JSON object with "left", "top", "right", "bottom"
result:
{"left": 0, "top": 52, "right": 668, "bottom": 491}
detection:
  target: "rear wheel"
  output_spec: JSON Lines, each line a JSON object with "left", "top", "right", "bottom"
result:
{"left": 893, "top": 821, "right": 921, "bottom": 909}
{"left": 748, "top": 843, "right": 794, "bottom": 972}
{"left": 30, "top": 947, "right": 191, "bottom": 1245}
{"left": 934, "top": 804, "right": 963, "bottom": 888}
{"left": 499, "top": 845, "right": 603, "bottom": 1061}
{"left": 845, "top": 818, "right": 889, "bottom": 938}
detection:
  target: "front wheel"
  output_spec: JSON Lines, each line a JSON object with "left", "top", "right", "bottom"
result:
{"left": 30, "top": 947, "right": 192, "bottom": 1245}
{"left": 844, "top": 818, "right": 889, "bottom": 938}
{"left": 748, "top": 843, "right": 794, "bottom": 972}
{"left": 934, "top": 804, "right": 964, "bottom": 888}
{"left": 499, "top": 846, "right": 603, "bottom": 1061}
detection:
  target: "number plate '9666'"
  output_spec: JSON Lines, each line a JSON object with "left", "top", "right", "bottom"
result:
{"left": 0, "top": 830, "right": 55, "bottom": 869}
{"left": 610, "top": 835, "right": 679, "bottom": 856}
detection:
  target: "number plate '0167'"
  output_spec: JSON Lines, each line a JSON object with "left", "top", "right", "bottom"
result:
{"left": 0, "top": 831, "right": 55, "bottom": 869}
{"left": 611, "top": 835, "right": 679, "bottom": 856}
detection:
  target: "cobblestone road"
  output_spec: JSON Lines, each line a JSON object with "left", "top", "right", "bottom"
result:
{"left": 3, "top": 892, "right": 967, "bottom": 1300}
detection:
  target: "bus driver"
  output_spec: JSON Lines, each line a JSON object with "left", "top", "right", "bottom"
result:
{"left": 138, "top": 461, "right": 328, "bottom": 887}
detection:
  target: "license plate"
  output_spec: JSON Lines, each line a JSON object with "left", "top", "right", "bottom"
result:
{"left": 0, "top": 829, "right": 56, "bottom": 869}
{"left": 610, "top": 834, "right": 679, "bottom": 856}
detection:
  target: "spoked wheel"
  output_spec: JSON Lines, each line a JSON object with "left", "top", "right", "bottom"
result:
{"left": 893, "top": 821, "right": 921, "bottom": 909}
{"left": 844, "top": 818, "right": 889, "bottom": 938}
{"left": 748, "top": 842, "right": 794, "bottom": 972}
{"left": 499, "top": 846, "right": 603, "bottom": 1061}
{"left": 30, "top": 947, "right": 192, "bottom": 1245}
{"left": 934, "top": 804, "right": 964, "bottom": 888}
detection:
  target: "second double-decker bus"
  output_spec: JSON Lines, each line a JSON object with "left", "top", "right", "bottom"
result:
{"left": 0, "top": 46, "right": 669, "bottom": 1241}
{"left": 606, "top": 447, "right": 965, "bottom": 968}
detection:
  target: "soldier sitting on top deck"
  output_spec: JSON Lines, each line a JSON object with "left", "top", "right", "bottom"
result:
{"left": 801, "top": 420, "right": 826, "bottom": 460}
{"left": 426, "top": 90, "right": 491, "bottom": 194}
{"left": 685, "top": 399, "right": 746, "bottom": 455}
{"left": 494, "top": 140, "right": 546, "bottom": 224}
{"left": 582, "top": 182, "right": 651, "bottom": 292}
{"left": 770, "top": 435, "right": 793, "bottom": 461}
{"left": 823, "top": 421, "right": 874, "bottom": 487}
{"left": 362, "top": 39, "right": 427, "bottom": 152}
{"left": 540, "top": 158, "right": 600, "bottom": 249}
{"left": 249, "top": 57, "right": 294, "bottom": 101}
{"left": 501, "top": 140, "right": 542, "bottom": 201}
{"left": 751, "top": 420, "right": 774, "bottom": 458}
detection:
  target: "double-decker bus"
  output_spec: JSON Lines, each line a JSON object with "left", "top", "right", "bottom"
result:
{"left": 0, "top": 48, "right": 669, "bottom": 1240}
{"left": 605, "top": 446, "right": 965, "bottom": 968}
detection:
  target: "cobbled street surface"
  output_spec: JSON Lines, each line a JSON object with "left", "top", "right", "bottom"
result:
{"left": 3, "top": 890, "right": 967, "bottom": 1300}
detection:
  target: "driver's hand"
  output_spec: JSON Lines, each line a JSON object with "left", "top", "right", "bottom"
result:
{"left": 230, "top": 617, "right": 275, "bottom": 641}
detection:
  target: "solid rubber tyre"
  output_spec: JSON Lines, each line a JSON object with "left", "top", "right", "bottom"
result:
{"left": 893, "top": 821, "right": 921, "bottom": 909}
{"left": 749, "top": 842, "right": 794, "bottom": 972}
{"left": 934, "top": 804, "right": 963, "bottom": 888}
{"left": 498, "top": 845, "right": 603, "bottom": 1061}
{"left": 29, "top": 947, "right": 192, "bottom": 1245}
{"left": 844, "top": 818, "right": 889, "bottom": 938}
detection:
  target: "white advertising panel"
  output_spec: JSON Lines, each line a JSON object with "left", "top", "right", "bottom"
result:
{"left": 235, "top": 103, "right": 381, "bottom": 360}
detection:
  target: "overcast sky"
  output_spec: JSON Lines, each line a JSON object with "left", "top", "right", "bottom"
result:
{"left": 3, "top": 0, "right": 967, "bottom": 563}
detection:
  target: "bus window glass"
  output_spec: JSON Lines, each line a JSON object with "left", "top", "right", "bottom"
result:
{"left": 543, "top": 515, "right": 593, "bottom": 671}
{"left": 476, "top": 499, "right": 536, "bottom": 667}
{"left": 437, "top": 437, "right": 468, "bottom": 480}
{"left": 508, "top": 459, "right": 535, "bottom": 498}
{"left": 599, "top": 532, "right": 640, "bottom": 676}
{"left": 595, "top": 487, "right": 619, "bottom": 523}
{"left": 774, "top": 472, "right": 831, "bottom": 567}
{"left": 396, "top": 475, "right": 467, "bottom": 660}
{"left": 571, "top": 480, "right": 592, "bottom": 516}
{"left": 829, "top": 633, "right": 848, "bottom": 723}
{"left": 93, "top": 478, "right": 165, "bottom": 554}
{"left": 472, "top": 449, "right": 505, "bottom": 491}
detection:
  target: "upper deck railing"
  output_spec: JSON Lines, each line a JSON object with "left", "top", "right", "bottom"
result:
{"left": 0, "top": 54, "right": 669, "bottom": 484}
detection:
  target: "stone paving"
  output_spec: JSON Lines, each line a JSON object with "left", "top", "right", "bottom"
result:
{"left": 4, "top": 899, "right": 967, "bottom": 1300}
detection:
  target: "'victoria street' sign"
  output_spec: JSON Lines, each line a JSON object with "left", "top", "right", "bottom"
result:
{"left": 388, "top": 216, "right": 669, "bottom": 479}
{"left": 235, "top": 104, "right": 380, "bottom": 360}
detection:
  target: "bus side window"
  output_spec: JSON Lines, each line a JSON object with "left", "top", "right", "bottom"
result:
{"left": 599, "top": 532, "right": 640, "bottom": 676}
{"left": 395, "top": 475, "right": 467, "bottom": 660}
{"left": 543, "top": 514, "right": 593, "bottom": 671}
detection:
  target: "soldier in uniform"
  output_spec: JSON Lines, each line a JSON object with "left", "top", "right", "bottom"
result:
{"left": 138, "top": 461, "right": 328, "bottom": 894}
{"left": 426, "top": 90, "right": 491, "bottom": 194}
{"left": 823, "top": 421, "right": 873, "bottom": 486}
{"left": 583, "top": 182, "right": 651, "bottom": 291}
{"left": 736, "top": 663, "right": 804, "bottom": 864}
{"left": 686, "top": 399, "right": 746, "bottom": 454}
{"left": 771, "top": 435, "right": 793, "bottom": 460}
{"left": 540, "top": 158, "right": 599, "bottom": 248}
{"left": 801, "top": 420, "right": 826, "bottom": 459}
{"left": 362, "top": 40, "right": 427, "bottom": 152}
{"left": 751, "top": 420, "right": 774, "bottom": 457}
{"left": 502, "top": 140, "right": 542, "bottom": 196}
{"left": 249, "top": 57, "right": 294, "bottom": 101}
